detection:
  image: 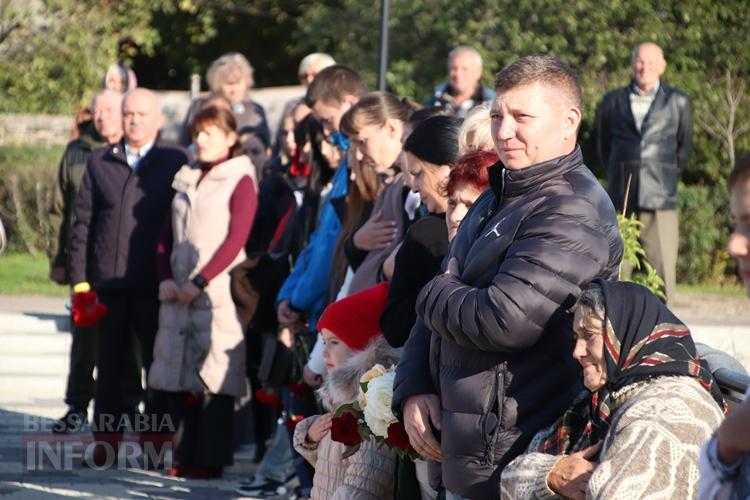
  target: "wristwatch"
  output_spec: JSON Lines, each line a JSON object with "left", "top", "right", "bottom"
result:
{"left": 191, "top": 274, "right": 208, "bottom": 289}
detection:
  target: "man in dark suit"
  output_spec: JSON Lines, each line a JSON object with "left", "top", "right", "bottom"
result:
{"left": 596, "top": 42, "right": 692, "bottom": 303}
{"left": 69, "top": 88, "right": 187, "bottom": 463}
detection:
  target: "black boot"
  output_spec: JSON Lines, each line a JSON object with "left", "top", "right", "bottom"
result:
{"left": 52, "top": 407, "right": 88, "bottom": 434}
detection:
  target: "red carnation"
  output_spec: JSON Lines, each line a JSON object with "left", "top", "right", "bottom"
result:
{"left": 331, "top": 412, "right": 362, "bottom": 447}
{"left": 287, "top": 382, "right": 311, "bottom": 396}
{"left": 285, "top": 414, "right": 305, "bottom": 432}
{"left": 254, "top": 388, "right": 282, "bottom": 409}
{"left": 385, "top": 421, "right": 413, "bottom": 451}
{"left": 71, "top": 291, "right": 108, "bottom": 327}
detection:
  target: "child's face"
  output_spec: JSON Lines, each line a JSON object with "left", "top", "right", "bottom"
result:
{"left": 729, "top": 177, "right": 750, "bottom": 297}
{"left": 321, "top": 328, "right": 352, "bottom": 372}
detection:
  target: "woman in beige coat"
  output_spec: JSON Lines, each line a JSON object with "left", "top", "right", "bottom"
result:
{"left": 294, "top": 283, "right": 400, "bottom": 499}
{"left": 149, "top": 104, "right": 257, "bottom": 478}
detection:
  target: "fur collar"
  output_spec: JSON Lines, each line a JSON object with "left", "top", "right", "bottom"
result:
{"left": 317, "top": 336, "right": 401, "bottom": 411}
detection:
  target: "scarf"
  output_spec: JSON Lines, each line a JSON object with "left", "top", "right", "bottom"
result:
{"left": 539, "top": 279, "right": 725, "bottom": 455}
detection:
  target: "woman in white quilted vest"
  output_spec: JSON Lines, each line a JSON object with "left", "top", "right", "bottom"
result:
{"left": 150, "top": 104, "right": 258, "bottom": 479}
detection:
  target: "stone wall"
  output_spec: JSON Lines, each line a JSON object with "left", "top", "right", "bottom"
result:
{"left": 0, "top": 85, "right": 305, "bottom": 146}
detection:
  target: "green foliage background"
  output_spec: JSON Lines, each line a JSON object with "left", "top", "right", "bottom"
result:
{"left": 0, "top": 0, "right": 748, "bottom": 284}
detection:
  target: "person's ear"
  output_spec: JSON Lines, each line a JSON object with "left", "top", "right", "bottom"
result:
{"left": 343, "top": 94, "right": 359, "bottom": 107}
{"left": 562, "top": 105, "right": 581, "bottom": 142}
{"left": 657, "top": 57, "right": 667, "bottom": 77}
{"left": 227, "top": 130, "right": 239, "bottom": 148}
{"left": 156, "top": 111, "right": 165, "bottom": 131}
{"left": 385, "top": 118, "right": 403, "bottom": 139}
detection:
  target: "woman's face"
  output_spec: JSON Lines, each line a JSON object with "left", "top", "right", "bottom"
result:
{"left": 354, "top": 119, "right": 404, "bottom": 174}
{"left": 321, "top": 328, "right": 352, "bottom": 372}
{"left": 406, "top": 152, "right": 450, "bottom": 213}
{"left": 194, "top": 124, "right": 236, "bottom": 163}
{"left": 281, "top": 116, "right": 296, "bottom": 159}
{"left": 572, "top": 307, "right": 608, "bottom": 392}
{"left": 446, "top": 182, "right": 483, "bottom": 241}
{"left": 219, "top": 77, "right": 249, "bottom": 105}
{"left": 105, "top": 72, "right": 126, "bottom": 93}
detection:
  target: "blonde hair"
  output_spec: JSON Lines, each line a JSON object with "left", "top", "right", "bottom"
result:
{"left": 207, "top": 53, "right": 254, "bottom": 92}
{"left": 339, "top": 91, "right": 415, "bottom": 137}
{"left": 458, "top": 102, "right": 494, "bottom": 154}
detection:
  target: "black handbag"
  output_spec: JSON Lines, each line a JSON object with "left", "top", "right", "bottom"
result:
{"left": 258, "top": 329, "right": 316, "bottom": 388}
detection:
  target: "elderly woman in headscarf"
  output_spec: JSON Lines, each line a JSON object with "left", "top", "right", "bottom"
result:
{"left": 500, "top": 280, "right": 725, "bottom": 500}
{"left": 181, "top": 52, "right": 271, "bottom": 172}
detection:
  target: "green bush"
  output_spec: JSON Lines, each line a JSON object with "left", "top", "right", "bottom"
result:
{"left": 0, "top": 145, "right": 61, "bottom": 254}
{"left": 618, "top": 213, "right": 666, "bottom": 299}
{"left": 677, "top": 182, "right": 733, "bottom": 285}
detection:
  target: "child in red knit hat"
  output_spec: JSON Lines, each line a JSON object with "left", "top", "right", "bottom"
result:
{"left": 292, "top": 282, "right": 401, "bottom": 499}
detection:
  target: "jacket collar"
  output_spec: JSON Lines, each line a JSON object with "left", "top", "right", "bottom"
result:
{"left": 435, "top": 82, "right": 492, "bottom": 103}
{"left": 618, "top": 82, "right": 670, "bottom": 135}
{"left": 106, "top": 140, "right": 129, "bottom": 165}
{"left": 489, "top": 146, "right": 584, "bottom": 199}
{"left": 76, "top": 121, "right": 106, "bottom": 151}
{"left": 172, "top": 155, "right": 255, "bottom": 193}
{"left": 628, "top": 79, "right": 660, "bottom": 97}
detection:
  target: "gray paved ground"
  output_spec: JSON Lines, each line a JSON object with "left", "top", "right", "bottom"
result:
{"left": 0, "top": 292, "right": 748, "bottom": 498}
{"left": 0, "top": 296, "right": 292, "bottom": 499}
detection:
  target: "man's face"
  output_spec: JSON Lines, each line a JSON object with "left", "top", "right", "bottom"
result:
{"left": 122, "top": 91, "right": 161, "bottom": 148}
{"left": 632, "top": 44, "right": 665, "bottom": 91}
{"left": 299, "top": 64, "right": 323, "bottom": 87}
{"left": 729, "top": 178, "right": 750, "bottom": 296}
{"left": 312, "top": 98, "right": 352, "bottom": 134}
{"left": 490, "top": 82, "right": 578, "bottom": 169}
{"left": 449, "top": 53, "right": 482, "bottom": 96}
{"left": 93, "top": 94, "right": 122, "bottom": 143}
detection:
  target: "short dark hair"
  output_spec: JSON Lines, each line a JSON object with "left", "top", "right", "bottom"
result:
{"left": 404, "top": 115, "right": 462, "bottom": 166}
{"left": 729, "top": 153, "right": 750, "bottom": 191}
{"left": 494, "top": 55, "right": 582, "bottom": 110}
{"left": 305, "top": 65, "right": 367, "bottom": 107}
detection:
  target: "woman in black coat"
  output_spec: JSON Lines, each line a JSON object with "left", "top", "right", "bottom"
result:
{"left": 380, "top": 117, "right": 496, "bottom": 348}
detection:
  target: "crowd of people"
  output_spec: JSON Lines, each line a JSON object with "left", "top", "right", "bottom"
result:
{"left": 45, "top": 42, "right": 750, "bottom": 499}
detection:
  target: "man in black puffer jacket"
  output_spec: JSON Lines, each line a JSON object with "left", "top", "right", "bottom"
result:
{"left": 393, "top": 55, "right": 623, "bottom": 499}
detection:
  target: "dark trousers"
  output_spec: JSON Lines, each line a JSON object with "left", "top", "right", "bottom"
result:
{"left": 167, "top": 392, "right": 235, "bottom": 468}
{"left": 63, "top": 321, "right": 142, "bottom": 411}
{"left": 281, "top": 384, "right": 318, "bottom": 493}
{"left": 63, "top": 323, "right": 97, "bottom": 410}
{"left": 92, "top": 290, "right": 159, "bottom": 435}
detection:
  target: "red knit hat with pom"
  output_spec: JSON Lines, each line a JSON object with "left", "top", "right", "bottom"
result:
{"left": 317, "top": 282, "right": 390, "bottom": 351}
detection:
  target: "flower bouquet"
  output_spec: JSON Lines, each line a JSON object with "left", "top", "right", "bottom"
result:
{"left": 71, "top": 290, "right": 108, "bottom": 327}
{"left": 330, "top": 364, "right": 417, "bottom": 459}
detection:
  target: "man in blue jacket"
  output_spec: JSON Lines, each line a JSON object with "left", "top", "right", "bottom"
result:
{"left": 275, "top": 65, "right": 366, "bottom": 339}
{"left": 266, "top": 66, "right": 366, "bottom": 499}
